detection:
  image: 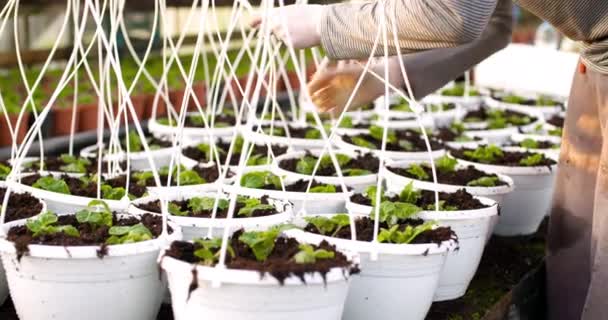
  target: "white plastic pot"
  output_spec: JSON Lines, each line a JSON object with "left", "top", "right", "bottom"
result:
{"left": 146, "top": 158, "right": 230, "bottom": 196}
{"left": 333, "top": 133, "right": 446, "bottom": 161}
{"left": 80, "top": 143, "right": 178, "bottom": 171}
{"left": 271, "top": 149, "right": 377, "bottom": 193}
{"left": 295, "top": 215, "right": 453, "bottom": 320}
{"left": 130, "top": 191, "right": 293, "bottom": 240}
{"left": 148, "top": 114, "right": 236, "bottom": 141}
{"left": 381, "top": 160, "right": 515, "bottom": 205}
{"left": 0, "top": 217, "right": 181, "bottom": 320}
{"left": 244, "top": 125, "right": 326, "bottom": 151}
{"left": 504, "top": 133, "right": 561, "bottom": 159}
{"left": 345, "top": 197, "right": 498, "bottom": 301}
{"left": 161, "top": 229, "right": 358, "bottom": 320}
{"left": 453, "top": 156, "right": 558, "bottom": 236}
{"left": 462, "top": 107, "right": 544, "bottom": 145}
{"left": 486, "top": 94, "right": 564, "bottom": 118}
{"left": 372, "top": 114, "right": 435, "bottom": 131}
{"left": 7, "top": 174, "right": 130, "bottom": 213}
{"left": 423, "top": 93, "right": 484, "bottom": 109}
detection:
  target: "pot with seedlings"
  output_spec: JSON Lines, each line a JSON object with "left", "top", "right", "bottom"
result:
{"left": 131, "top": 161, "right": 229, "bottom": 195}
{"left": 80, "top": 130, "right": 176, "bottom": 170}
{"left": 460, "top": 106, "right": 543, "bottom": 144}
{"left": 272, "top": 149, "right": 379, "bottom": 192}
{"left": 160, "top": 225, "right": 360, "bottom": 320}
{"left": 487, "top": 92, "right": 565, "bottom": 118}
{"left": 131, "top": 191, "right": 292, "bottom": 240}
{"left": 505, "top": 133, "right": 561, "bottom": 158}
{"left": 148, "top": 110, "right": 239, "bottom": 140}
{"left": 0, "top": 200, "right": 181, "bottom": 320}
{"left": 432, "top": 123, "right": 487, "bottom": 149}
{"left": 424, "top": 82, "right": 484, "bottom": 108}
{"left": 333, "top": 125, "right": 445, "bottom": 161}
{"left": 295, "top": 206, "right": 456, "bottom": 319}
{"left": 224, "top": 169, "right": 350, "bottom": 214}
{"left": 18, "top": 154, "right": 125, "bottom": 176}
{"left": 246, "top": 122, "right": 329, "bottom": 151}
{"left": 451, "top": 145, "right": 558, "bottom": 235}
{"left": 346, "top": 182, "right": 497, "bottom": 301}
{"left": 375, "top": 96, "right": 459, "bottom": 128}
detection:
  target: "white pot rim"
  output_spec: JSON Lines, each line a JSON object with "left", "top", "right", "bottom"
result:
{"left": 148, "top": 115, "right": 237, "bottom": 138}
{"left": 0, "top": 218, "right": 181, "bottom": 259}
{"left": 333, "top": 134, "right": 446, "bottom": 159}
{"left": 130, "top": 191, "right": 294, "bottom": 228}
{"left": 223, "top": 184, "right": 352, "bottom": 202}
{"left": 244, "top": 128, "right": 326, "bottom": 149}
{"left": 450, "top": 155, "right": 558, "bottom": 175}
{"left": 486, "top": 95, "right": 564, "bottom": 111}
{"left": 0, "top": 183, "right": 48, "bottom": 224}
{"left": 510, "top": 133, "right": 562, "bottom": 145}
{"left": 79, "top": 142, "right": 177, "bottom": 162}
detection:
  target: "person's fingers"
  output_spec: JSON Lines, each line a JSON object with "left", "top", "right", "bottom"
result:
{"left": 307, "top": 71, "right": 338, "bottom": 95}
{"left": 312, "top": 95, "right": 336, "bottom": 112}
{"left": 250, "top": 15, "right": 263, "bottom": 28}
{"left": 311, "top": 86, "right": 333, "bottom": 101}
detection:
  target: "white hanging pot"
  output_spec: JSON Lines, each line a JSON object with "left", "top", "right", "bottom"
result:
{"left": 130, "top": 191, "right": 293, "bottom": 240}
{"left": 145, "top": 158, "right": 231, "bottom": 196}
{"left": 463, "top": 107, "right": 544, "bottom": 145}
{"left": 0, "top": 217, "right": 181, "bottom": 320}
{"left": 372, "top": 114, "right": 435, "bottom": 131}
{"left": 503, "top": 133, "right": 561, "bottom": 159}
{"left": 148, "top": 114, "right": 236, "bottom": 140}
{"left": 244, "top": 124, "right": 327, "bottom": 151}
{"left": 453, "top": 157, "right": 558, "bottom": 236}
{"left": 80, "top": 143, "right": 178, "bottom": 171}
{"left": 333, "top": 134, "right": 446, "bottom": 161}
{"left": 7, "top": 174, "right": 130, "bottom": 213}
{"left": 423, "top": 93, "right": 484, "bottom": 109}
{"left": 381, "top": 159, "right": 515, "bottom": 205}
{"left": 161, "top": 230, "right": 359, "bottom": 320}
{"left": 271, "top": 149, "right": 378, "bottom": 193}
{"left": 293, "top": 215, "right": 454, "bottom": 320}
{"left": 485, "top": 94, "right": 565, "bottom": 118}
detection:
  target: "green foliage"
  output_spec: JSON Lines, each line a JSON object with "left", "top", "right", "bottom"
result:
{"left": 467, "top": 176, "right": 500, "bottom": 187}
{"left": 435, "top": 156, "right": 458, "bottom": 173}
{"left": 193, "top": 238, "right": 235, "bottom": 266}
{"left": 304, "top": 128, "right": 322, "bottom": 139}
{"left": 502, "top": 95, "right": 526, "bottom": 104}
{"left": 168, "top": 202, "right": 188, "bottom": 216}
{"left": 342, "top": 168, "right": 372, "bottom": 176}
{"left": 304, "top": 214, "right": 351, "bottom": 237}
{"left": 189, "top": 197, "right": 229, "bottom": 213}
{"left": 520, "top": 138, "right": 540, "bottom": 149}
{"left": 133, "top": 171, "right": 154, "bottom": 186}
{"left": 441, "top": 84, "right": 479, "bottom": 97}
{"left": 399, "top": 182, "right": 422, "bottom": 204}
{"left": 0, "top": 163, "right": 10, "bottom": 180}
{"left": 519, "top": 153, "right": 545, "bottom": 166}
{"left": 548, "top": 128, "right": 563, "bottom": 137}
{"left": 106, "top": 223, "right": 153, "bottom": 245}
{"left": 406, "top": 164, "right": 429, "bottom": 180}
{"left": 126, "top": 130, "right": 143, "bottom": 152}
{"left": 425, "top": 200, "right": 458, "bottom": 211}
{"left": 101, "top": 184, "right": 126, "bottom": 200}
{"left": 26, "top": 211, "right": 80, "bottom": 238}
{"left": 238, "top": 225, "right": 293, "bottom": 262}
{"left": 293, "top": 244, "right": 335, "bottom": 264}
{"left": 536, "top": 95, "right": 558, "bottom": 106}
{"left": 240, "top": 171, "right": 282, "bottom": 189}
{"left": 463, "top": 145, "right": 504, "bottom": 164}
{"left": 59, "top": 154, "right": 91, "bottom": 173}
{"left": 376, "top": 201, "right": 423, "bottom": 227}
{"left": 237, "top": 197, "right": 274, "bottom": 217}
{"left": 263, "top": 126, "right": 285, "bottom": 136}
{"left": 392, "top": 100, "right": 413, "bottom": 112}
{"left": 295, "top": 154, "right": 351, "bottom": 175}
{"left": 76, "top": 200, "right": 113, "bottom": 229}
{"left": 338, "top": 116, "right": 354, "bottom": 128}
{"left": 310, "top": 184, "right": 337, "bottom": 193}
{"left": 369, "top": 125, "right": 397, "bottom": 144}
{"left": 377, "top": 221, "right": 435, "bottom": 244}
{"left": 32, "top": 176, "right": 71, "bottom": 195}
{"left": 351, "top": 137, "right": 376, "bottom": 149}
{"left": 177, "top": 170, "right": 206, "bottom": 185}
{"left": 247, "top": 154, "right": 271, "bottom": 166}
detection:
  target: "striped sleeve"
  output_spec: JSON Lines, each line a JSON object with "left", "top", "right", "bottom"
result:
{"left": 319, "top": 0, "right": 499, "bottom": 60}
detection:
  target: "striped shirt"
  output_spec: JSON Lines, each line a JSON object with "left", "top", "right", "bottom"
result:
{"left": 319, "top": 0, "right": 608, "bottom": 74}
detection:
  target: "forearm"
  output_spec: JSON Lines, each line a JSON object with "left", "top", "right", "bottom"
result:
{"left": 320, "top": 0, "right": 499, "bottom": 60}
{"left": 398, "top": 0, "right": 513, "bottom": 99}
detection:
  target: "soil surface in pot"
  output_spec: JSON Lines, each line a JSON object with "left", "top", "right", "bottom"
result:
{"left": 387, "top": 165, "right": 509, "bottom": 187}
{"left": 137, "top": 195, "right": 279, "bottom": 218}
{"left": 304, "top": 216, "right": 456, "bottom": 245}
{"left": 351, "top": 189, "right": 488, "bottom": 211}
{"left": 433, "top": 128, "right": 481, "bottom": 143}
{"left": 259, "top": 179, "right": 348, "bottom": 192}
{"left": 23, "top": 156, "right": 126, "bottom": 174}
{"left": 164, "top": 229, "right": 359, "bottom": 284}
{"left": 21, "top": 174, "right": 148, "bottom": 199}
{"left": 343, "top": 130, "right": 444, "bottom": 152}
{"left": 254, "top": 124, "right": 324, "bottom": 139}
{"left": 0, "top": 222, "right": 548, "bottom": 320}
{"left": 279, "top": 152, "right": 379, "bottom": 176}
{"left": 7, "top": 213, "right": 164, "bottom": 254}
{"left": 451, "top": 148, "right": 557, "bottom": 167}
{"left": 463, "top": 108, "right": 537, "bottom": 129}
{"left": 183, "top": 141, "right": 289, "bottom": 166}
{"left": 507, "top": 139, "right": 559, "bottom": 149}
{"left": 0, "top": 188, "right": 43, "bottom": 222}
{"left": 158, "top": 113, "right": 239, "bottom": 128}
{"left": 133, "top": 165, "right": 223, "bottom": 187}
{"left": 546, "top": 115, "right": 565, "bottom": 128}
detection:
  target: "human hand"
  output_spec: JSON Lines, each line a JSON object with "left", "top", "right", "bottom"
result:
{"left": 307, "top": 58, "right": 405, "bottom": 115}
{"left": 250, "top": 5, "right": 326, "bottom": 49}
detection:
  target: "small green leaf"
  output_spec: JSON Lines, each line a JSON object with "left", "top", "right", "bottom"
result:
{"left": 406, "top": 164, "right": 429, "bottom": 180}
{"left": 519, "top": 153, "right": 545, "bottom": 166}
{"left": 435, "top": 156, "right": 458, "bottom": 173}
{"left": 399, "top": 182, "right": 422, "bottom": 204}
{"left": 351, "top": 137, "right": 376, "bottom": 149}
{"left": 305, "top": 128, "right": 321, "bottom": 139}
{"left": 463, "top": 145, "right": 504, "bottom": 164}
{"left": 342, "top": 169, "right": 372, "bottom": 176}
{"left": 178, "top": 170, "right": 206, "bottom": 185}
{"left": 240, "top": 171, "right": 282, "bottom": 189}
{"left": 293, "top": 244, "right": 335, "bottom": 264}
{"left": 188, "top": 197, "right": 229, "bottom": 213}
{"left": 467, "top": 176, "right": 500, "bottom": 187}
{"left": 32, "top": 176, "right": 71, "bottom": 195}
{"left": 369, "top": 125, "right": 396, "bottom": 143}
{"left": 376, "top": 201, "right": 423, "bottom": 226}
{"left": 106, "top": 223, "right": 153, "bottom": 245}
{"left": 310, "top": 184, "right": 337, "bottom": 193}
{"left": 520, "top": 138, "right": 540, "bottom": 149}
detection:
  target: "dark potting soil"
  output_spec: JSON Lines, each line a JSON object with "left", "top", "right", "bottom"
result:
{"left": 21, "top": 174, "right": 148, "bottom": 199}
{"left": 164, "top": 229, "right": 359, "bottom": 284}
{"left": 508, "top": 140, "right": 558, "bottom": 149}
{"left": 6, "top": 213, "right": 165, "bottom": 254}
{"left": 304, "top": 216, "right": 456, "bottom": 245}
{"left": 343, "top": 130, "right": 444, "bottom": 152}
{"left": 133, "top": 165, "right": 222, "bottom": 187}
{"left": 183, "top": 142, "right": 288, "bottom": 166}
{"left": 137, "top": 196, "right": 279, "bottom": 218}
{"left": 279, "top": 153, "right": 379, "bottom": 176}
{"left": 546, "top": 115, "right": 565, "bottom": 128}
{"left": 0, "top": 188, "right": 43, "bottom": 222}
{"left": 350, "top": 189, "right": 488, "bottom": 211}
{"left": 388, "top": 165, "right": 508, "bottom": 187}
{"left": 124, "top": 136, "right": 173, "bottom": 150}
{"left": 433, "top": 128, "right": 482, "bottom": 143}
{"left": 255, "top": 124, "right": 322, "bottom": 139}
{"left": 258, "top": 179, "right": 348, "bottom": 192}
{"left": 184, "top": 114, "right": 238, "bottom": 127}
{"left": 23, "top": 156, "right": 126, "bottom": 174}
{"left": 463, "top": 108, "right": 537, "bottom": 126}
{"left": 450, "top": 148, "right": 557, "bottom": 167}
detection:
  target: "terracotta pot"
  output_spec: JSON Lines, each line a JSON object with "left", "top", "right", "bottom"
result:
{"left": 78, "top": 103, "right": 100, "bottom": 132}
{"left": 170, "top": 86, "right": 207, "bottom": 113}
{"left": 52, "top": 106, "right": 80, "bottom": 136}
{"left": 144, "top": 94, "right": 168, "bottom": 119}
{"left": 0, "top": 112, "right": 30, "bottom": 147}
